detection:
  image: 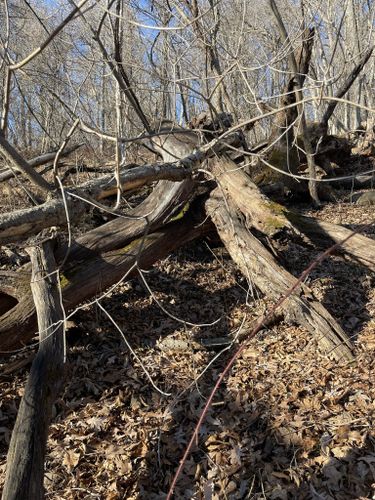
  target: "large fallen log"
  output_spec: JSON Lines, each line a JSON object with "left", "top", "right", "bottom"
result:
{"left": 212, "top": 157, "right": 375, "bottom": 272}
{"left": 206, "top": 190, "right": 353, "bottom": 362}
{"left": 0, "top": 163, "right": 194, "bottom": 244}
{"left": 286, "top": 213, "right": 375, "bottom": 272}
{"left": 2, "top": 239, "right": 65, "bottom": 500}
{"left": 2, "top": 155, "right": 372, "bottom": 355}
{"left": 0, "top": 123, "right": 247, "bottom": 245}
{"left": 0, "top": 201, "right": 213, "bottom": 351}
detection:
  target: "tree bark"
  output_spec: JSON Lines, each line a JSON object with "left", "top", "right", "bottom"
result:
{"left": 0, "top": 164, "right": 194, "bottom": 244}
{"left": 206, "top": 190, "right": 353, "bottom": 362}
{"left": 2, "top": 239, "right": 65, "bottom": 500}
{"left": 0, "top": 204, "right": 213, "bottom": 351}
{"left": 212, "top": 157, "right": 375, "bottom": 272}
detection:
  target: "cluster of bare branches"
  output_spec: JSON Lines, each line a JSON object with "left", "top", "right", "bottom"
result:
{"left": 0, "top": 0, "right": 374, "bottom": 498}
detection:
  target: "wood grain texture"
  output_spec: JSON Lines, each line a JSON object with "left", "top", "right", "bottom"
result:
{"left": 2, "top": 240, "right": 65, "bottom": 500}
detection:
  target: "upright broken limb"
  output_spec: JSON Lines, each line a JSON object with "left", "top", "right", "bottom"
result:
{"left": 269, "top": 0, "right": 320, "bottom": 204}
{"left": 2, "top": 238, "right": 65, "bottom": 500}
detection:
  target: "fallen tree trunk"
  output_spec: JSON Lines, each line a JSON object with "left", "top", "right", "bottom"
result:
{"left": 0, "top": 125, "right": 246, "bottom": 245}
{"left": 212, "top": 157, "right": 375, "bottom": 272}
{"left": 1, "top": 121, "right": 371, "bottom": 364}
{"left": 2, "top": 239, "right": 65, "bottom": 500}
{"left": 59, "top": 177, "right": 197, "bottom": 262}
{"left": 206, "top": 190, "right": 353, "bottom": 362}
{"left": 286, "top": 212, "right": 375, "bottom": 272}
{"left": 211, "top": 155, "right": 295, "bottom": 237}
{"left": 2, "top": 158, "right": 371, "bottom": 356}
{"left": 0, "top": 163, "right": 194, "bottom": 244}
{"left": 0, "top": 201, "right": 213, "bottom": 351}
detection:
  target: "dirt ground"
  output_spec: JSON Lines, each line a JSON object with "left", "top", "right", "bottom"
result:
{"left": 0, "top": 157, "right": 374, "bottom": 499}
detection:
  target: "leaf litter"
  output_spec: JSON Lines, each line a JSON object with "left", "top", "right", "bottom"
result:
{"left": 0, "top": 198, "right": 374, "bottom": 499}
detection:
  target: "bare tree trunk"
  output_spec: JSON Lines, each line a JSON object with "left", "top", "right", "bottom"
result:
{"left": 2, "top": 239, "right": 65, "bottom": 500}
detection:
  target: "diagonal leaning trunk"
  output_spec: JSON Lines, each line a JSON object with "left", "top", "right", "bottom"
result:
{"left": 206, "top": 189, "right": 354, "bottom": 362}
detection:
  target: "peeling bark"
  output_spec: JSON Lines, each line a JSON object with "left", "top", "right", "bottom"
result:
{"left": 206, "top": 190, "right": 353, "bottom": 362}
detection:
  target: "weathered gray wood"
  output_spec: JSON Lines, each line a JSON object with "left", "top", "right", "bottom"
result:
{"left": 355, "top": 191, "right": 375, "bottom": 206}
{"left": 62, "top": 177, "right": 196, "bottom": 262}
{"left": 0, "top": 163, "right": 194, "bottom": 244}
{"left": 206, "top": 190, "right": 354, "bottom": 362}
{"left": 0, "top": 197, "right": 86, "bottom": 244}
{"left": 286, "top": 213, "right": 375, "bottom": 272}
{"left": 2, "top": 240, "right": 65, "bottom": 500}
{"left": 212, "top": 157, "right": 375, "bottom": 272}
{"left": 0, "top": 205, "right": 213, "bottom": 351}
{"left": 0, "top": 123, "right": 246, "bottom": 244}
{"left": 56, "top": 120, "right": 205, "bottom": 260}
{"left": 210, "top": 156, "right": 295, "bottom": 237}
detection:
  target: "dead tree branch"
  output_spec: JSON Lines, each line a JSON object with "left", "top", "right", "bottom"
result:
{"left": 2, "top": 238, "right": 65, "bottom": 500}
{"left": 321, "top": 45, "right": 375, "bottom": 128}
{"left": 0, "top": 133, "right": 52, "bottom": 194}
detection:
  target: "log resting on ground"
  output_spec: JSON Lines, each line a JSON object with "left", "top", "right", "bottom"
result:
{"left": 211, "top": 157, "right": 375, "bottom": 272}
{"left": 206, "top": 189, "right": 353, "bottom": 362}
{"left": 0, "top": 202, "right": 213, "bottom": 352}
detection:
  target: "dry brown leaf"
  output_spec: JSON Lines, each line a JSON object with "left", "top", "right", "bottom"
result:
{"left": 63, "top": 449, "right": 81, "bottom": 472}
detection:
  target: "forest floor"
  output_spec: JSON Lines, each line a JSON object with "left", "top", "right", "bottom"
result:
{"left": 0, "top": 152, "right": 374, "bottom": 499}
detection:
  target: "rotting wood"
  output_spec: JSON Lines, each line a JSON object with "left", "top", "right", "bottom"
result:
{"left": 0, "top": 124, "right": 246, "bottom": 245}
{"left": 0, "top": 163, "right": 194, "bottom": 244}
{"left": 286, "top": 212, "right": 375, "bottom": 272}
{"left": 2, "top": 239, "right": 65, "bottom": 500}
{"left": 210, "top": 156, "right": 295, "bottom": 238}
{"left": 206, "top": 189, "right": 354, "bottom": 362}
{"left": 211, "top": 157, "right": 375, "bottom": 272}
{"left": 0, "top": 202, "right": 213, "bottom": 351}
